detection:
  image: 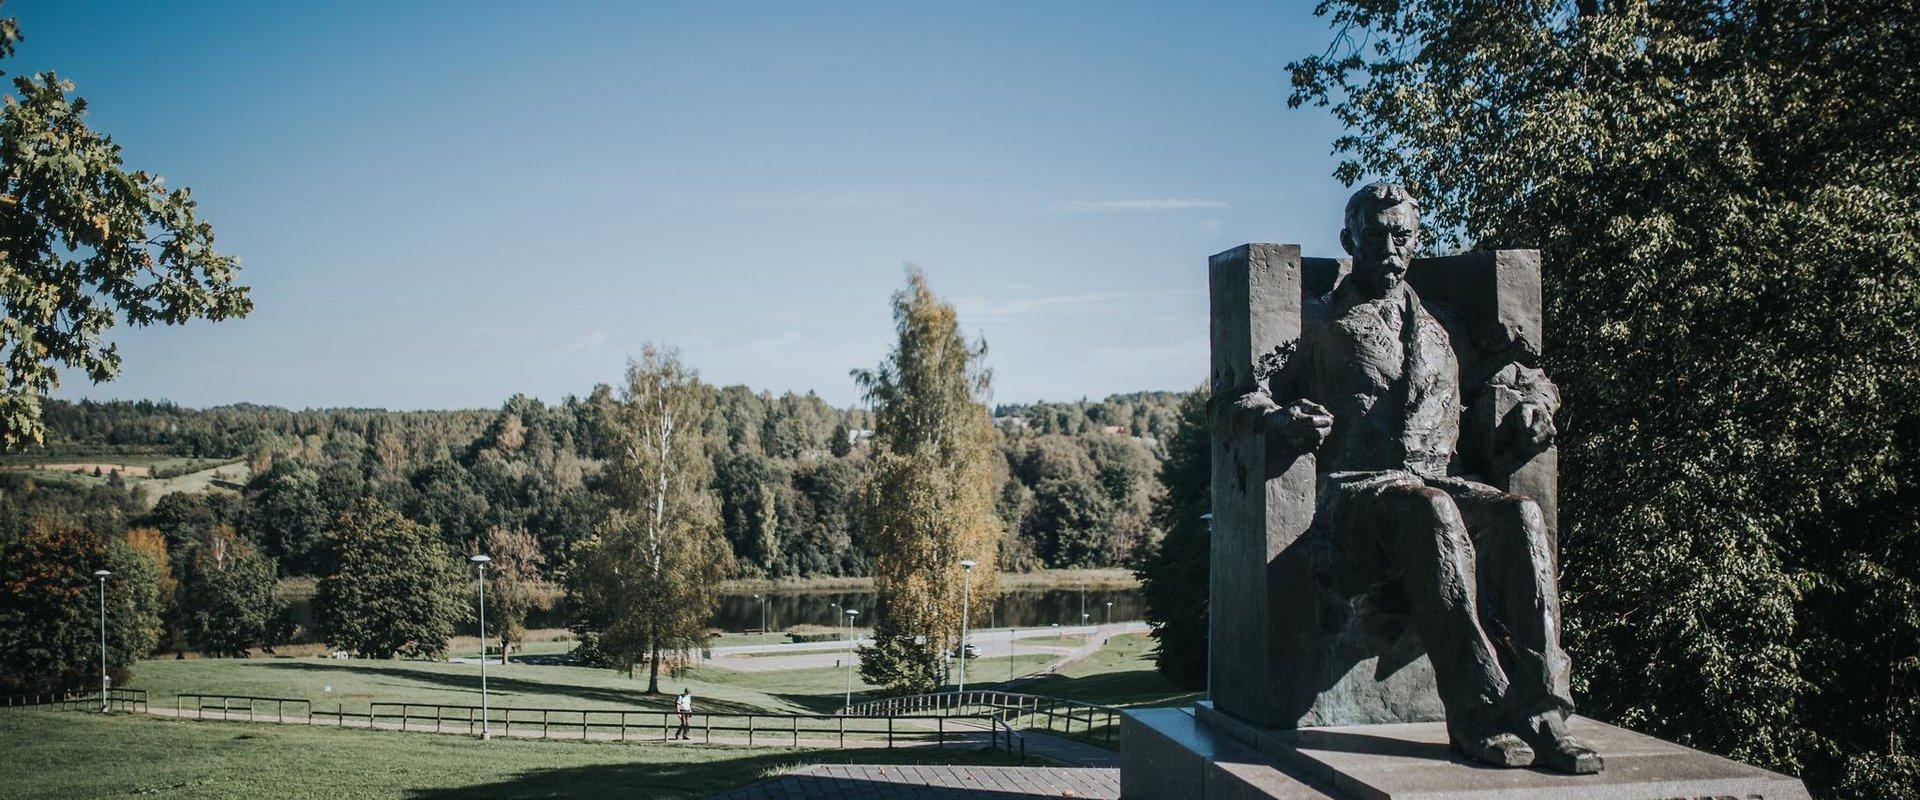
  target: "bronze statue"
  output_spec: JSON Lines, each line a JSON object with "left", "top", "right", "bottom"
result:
{"left": 1221, "top": 183, "right": 1601, "bottom": 774}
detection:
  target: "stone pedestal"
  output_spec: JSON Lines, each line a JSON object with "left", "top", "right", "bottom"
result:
{"left": 1121, "top": 706, "right": 1812, "bottom": 800}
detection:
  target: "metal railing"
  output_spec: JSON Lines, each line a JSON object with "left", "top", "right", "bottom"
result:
{"left": 843, "top": 690, "right": 1121, "bottom": 746}
{"left": 1, "top": 688, "right": 146, "bottom": 712}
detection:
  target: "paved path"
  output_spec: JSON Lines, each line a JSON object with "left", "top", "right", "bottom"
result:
{"left": 899, "top": 717, "right": 1117, "bottom": 768}
{"left": 709, "top": 765, "right": 1120, "bottom": 799}
{"left": 710, "top": 624, "right": 1148, "bottom": 675}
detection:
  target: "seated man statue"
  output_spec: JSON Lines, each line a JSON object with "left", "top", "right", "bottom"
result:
{"left": 1225, "top": 183, "right": 1601, "bottom": 774}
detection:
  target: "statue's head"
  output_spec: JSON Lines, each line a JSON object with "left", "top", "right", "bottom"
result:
{"left": 1340, "top": 182, "right": 1421, "bottom": 294}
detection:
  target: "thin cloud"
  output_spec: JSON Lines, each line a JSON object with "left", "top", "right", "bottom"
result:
{"left": 1058, "top": 198, "right": 1232, "bottom": 212}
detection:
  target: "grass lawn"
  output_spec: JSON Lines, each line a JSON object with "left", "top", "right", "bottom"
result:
{"left": 1017, "top": 633, "right": 1199, "bottom": 708}
{"left": 0, "top": 710, "right": 1023, "bottom": 800}
{"left": 129, "top": 654, "right": 891, "bottom": 716}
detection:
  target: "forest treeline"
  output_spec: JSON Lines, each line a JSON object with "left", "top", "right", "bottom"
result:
{"left": 9, "top": 389, "right": 1187, "bottom": 580}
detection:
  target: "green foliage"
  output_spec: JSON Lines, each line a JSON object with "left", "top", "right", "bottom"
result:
{"left": 566, "top": 346, "right": 732, "bottom": 692}
{"left": 1290, "top": 0, "right": 1920, "bottom": 792}
{"left": 853, "top": 267, "right": 1003, "bottom": 693}
{"left": 472, "top": 525, "right": 545, "bottom": 661}
{"left": 313, "top": 499, "right": 463, "bottom": 659}
{"left": 177, "top": 525, "right": 283, "bottom": 658}
{"left": 1137, "top": 388, "right": 1210, "bottom": 688}
{"left": 0, "top": 519, "right": 160, "bottom": 692}
{"left": 0, "top": 5, "right": 250, "bottom": 449}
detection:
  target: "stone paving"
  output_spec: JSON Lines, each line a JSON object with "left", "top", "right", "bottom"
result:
{"left": 708, "top": 765, "right": 1121, "bottom": 799}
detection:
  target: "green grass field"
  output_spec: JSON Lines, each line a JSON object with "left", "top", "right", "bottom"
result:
{"left": 6, "top": 627, "right": 1184, "bottom": 798}
{"left": 0, "top": 710, "right": 1023, "bottom": 800}
{"left": 130, "top": 653, "right": 892, "bottom": 716}
{"left": 1018, "top": 632, "right": 1199, "bottom": 708}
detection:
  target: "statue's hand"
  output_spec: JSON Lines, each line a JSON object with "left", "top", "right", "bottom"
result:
{"left": 1508, "top": 401, "right": 1557, "bottom": 449}
{"left": 1268, "top": 399, "right": 1333, "bottom": 450}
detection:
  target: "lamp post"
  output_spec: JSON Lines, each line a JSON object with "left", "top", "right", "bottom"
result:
{"left": 92, "top": 570, "right": 110, "bottom": 712}
{"left": 958, "top": 559, "right": 976, "bottom": 696}
{"left": 843, "top": 609, "right": 860, "bottom": 710}
{"left": 1201, "top": 512, "right": 1214, "bottom": 702}
{"left": 469, "top": 554, "right": 491, "bottom": 739}
{"left": 1105, "top": 600, "right": 1113, "bottom": 627}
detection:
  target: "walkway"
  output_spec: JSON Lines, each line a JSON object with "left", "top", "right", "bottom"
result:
{"left": 707, "top": 624, "right": 1147, "bottom": 675}
{"left": 708, "top": 765, "right": 1120, "bottom": 799}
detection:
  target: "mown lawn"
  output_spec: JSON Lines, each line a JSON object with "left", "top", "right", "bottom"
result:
{"left": 1018, "top": 632, "right": 1199, "bottom": 708}
{"left": 0, "top": 710, "right": 1022, "bottom": 800}
{"left": 129, "top": 654, "right": 890, "bottom": 716}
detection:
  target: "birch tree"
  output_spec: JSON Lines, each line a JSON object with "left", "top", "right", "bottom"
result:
{"left": 853, "top": 268, "right": 1002, "bottom": 693}
{"left": 568, "top": 346, "right": 730, "bottom": 693}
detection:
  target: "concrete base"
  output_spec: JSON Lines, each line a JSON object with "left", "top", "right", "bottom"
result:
{"left": 1121, "top": 705, "right": 1812, "bottom": 800}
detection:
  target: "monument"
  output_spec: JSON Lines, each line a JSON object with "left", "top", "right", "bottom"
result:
{"left": 1118, "top": 183, "right": 1813, "bottom": 799}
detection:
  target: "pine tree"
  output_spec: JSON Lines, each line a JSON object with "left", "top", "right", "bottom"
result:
{"left": 852, "top": 267, "right": 1002, "bottom": 693}
{"left": 1136, "top": 387, "right": 1210, "bottom": 687}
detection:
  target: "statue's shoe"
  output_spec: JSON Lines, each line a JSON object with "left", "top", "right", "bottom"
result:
{"left": 1451, "top": 731, "right": 1535, "bottom": 767}
{"left": 1527, "top": 731, "right": 1604, "bottom": 774}
{"left": 1518, "top": 713, "right": 1605, "bottom": 774}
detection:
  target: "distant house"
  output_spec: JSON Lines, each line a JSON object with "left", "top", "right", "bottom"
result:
{"left": 1101, "top": 425, "right": 1128, "bottom": 436}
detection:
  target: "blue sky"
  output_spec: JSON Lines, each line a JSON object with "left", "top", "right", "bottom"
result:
{"left": 13, "top": 1, "right": 1354, "bottom": 410}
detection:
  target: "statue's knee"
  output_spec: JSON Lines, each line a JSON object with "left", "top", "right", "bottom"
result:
{"left": 1400, "top": 487, "right": 1469, "bottom": 546}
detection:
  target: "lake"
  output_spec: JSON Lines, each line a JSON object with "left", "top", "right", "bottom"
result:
{"left": 711, "top": 586, "right": 1144, "bottom": 632}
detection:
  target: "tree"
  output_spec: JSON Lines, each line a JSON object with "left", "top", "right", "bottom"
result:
{"left": 0, "top": 4, "right": 251, "bottom": 448}
{"left": 471, "top": 525, "right": 545, "bottom": 663}
{"left": 314, "top": 499, "right": 463, "bottom": 659}
{"left": 0, "top": 519, "right": 160, "bottom": 692}
{"left": 1289, "top": 1, "right": 1920, "bottom": 793}
{"left": 853, "top": 268, "right": 1002, "bottom": 693}
{"left": 567, "top": 346, "right": 732, "bottom": 693}
{"left": 179, "top": 525, "right": 283, "bottom": 658}
{"left": 122, "top": 527, "right": 176, "bottom": 652}
{"left": 1136, "top": 388, "right": 1210, "bottom": 688}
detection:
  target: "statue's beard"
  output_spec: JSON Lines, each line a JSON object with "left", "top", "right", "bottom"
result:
{"left": 1358, "top": 262, "right": 1406, "bottom": 293}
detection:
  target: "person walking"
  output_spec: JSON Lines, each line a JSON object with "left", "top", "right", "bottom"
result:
{"left": 674, "top": 688, "right": 693, "bottom": 740}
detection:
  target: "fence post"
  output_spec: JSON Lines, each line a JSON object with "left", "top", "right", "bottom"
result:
{"left": 705, "top": 715, "right": 712, "bottom": 744}
{"left": 792, "top": 715, "right": 798, "bottom": 747}
{"left": 620, "top": 712, "right": 627, "bottom": 742}
{"left": 887, "top": 716, "right": 894, "bottom": 748}
{"left": 938, "top": 716, "right": 945, "bottom": 748}
{"left": 748, "top": 715, "right": 755, "bottom": 746}
{"left": 838, "top": 716, "right": 845, "bottom": 748}
{"left": 402, "top": 705, "right": 410, "bottom": 732}
{"left": 469, "top": 707, "right": 475, "bottom": 737}
{"left": 581, "top": 711, "right": 588, "bottom": 741}
{"left": 436, "top": 705, "right": 443, "bottom": 734}
{"left": 542, "top": 709, "right": 549, "bottom": 740}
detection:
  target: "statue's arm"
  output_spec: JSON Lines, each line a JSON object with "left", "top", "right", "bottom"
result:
{"left": 1212, "top": 334, "right": 1333, "bottom": 449}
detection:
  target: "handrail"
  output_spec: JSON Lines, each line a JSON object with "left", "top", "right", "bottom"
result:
{"left": 841, "top": 689, "right": 1122, "bottom": 747}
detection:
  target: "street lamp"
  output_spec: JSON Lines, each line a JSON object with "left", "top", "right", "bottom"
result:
{"left": 843, "top": 609, "right": 860, "bottom": 710}
{"left": 1201, "top": 512, "right": 1214, "bottom": 702}
{"left": 92, "top": 570, "right": 110, "bottom": 712}
{"left": 469, "top": 554, "right": 491, "bottom": 739}
{"left": 958, "top": 559, "right": 976, "bottom": 696}
{"left": 1105, "top": 600, "right": 1113, "bottom": 627}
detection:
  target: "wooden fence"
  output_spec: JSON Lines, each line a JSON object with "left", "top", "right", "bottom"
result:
{"left": 162, "top": 693, "right": 1021, "bottom": 762}
{"left": 1, "top": 688, "right": 147, "bottom": 712}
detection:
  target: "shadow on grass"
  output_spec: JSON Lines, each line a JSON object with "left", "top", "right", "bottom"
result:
{"left": 257, "top": 661, "right": 767, "bottom": 714}
{"left": 1012, "top": 668, "right": 1200, "bottom": 708}
{"left": 402, "top": 746, "right": 1029, "bottom": 799}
